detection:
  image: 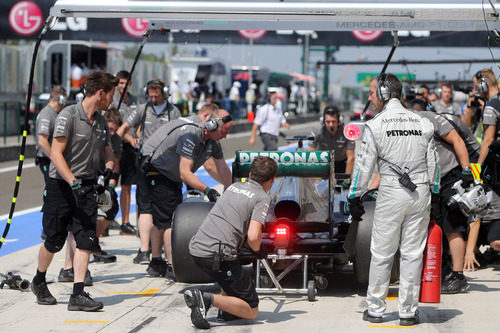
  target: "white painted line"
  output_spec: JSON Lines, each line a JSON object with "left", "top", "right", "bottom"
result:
{"left": 0, "top": 162, "right": 36, "bottom": 173}
{"left": 0, "top": 206, "right": 42, "bottom": 221}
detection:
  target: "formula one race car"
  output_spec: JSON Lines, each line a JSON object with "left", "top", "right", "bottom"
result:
{"left": 171, "top": 137, "right": 399, "bottom": 301}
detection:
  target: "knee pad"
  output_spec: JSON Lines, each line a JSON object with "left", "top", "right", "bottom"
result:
{"left": 74, "top": 230, "right": 98, "bottom": 251}
{"left": 44, "top": 237, "right": 66, "bottom": 253}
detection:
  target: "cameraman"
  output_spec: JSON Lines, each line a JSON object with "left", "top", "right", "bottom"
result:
{"left": 185, "top": 156, "right": 277, "bottom": 329}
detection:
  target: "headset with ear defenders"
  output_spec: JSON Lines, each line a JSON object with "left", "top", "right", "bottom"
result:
{"left": 475, "top": 71, "right": 489, "bottom": 94}
{"left": 144, "top": 79, "right": 169, "bottom": 98}
{"left": 323, "top": 105, "right": 343, "bottom": 126}
{"left": 57, "top": 87, "right": 67, "bottom": 105}
{"left": 377, "top": 73, "right": 390, "bottom": 102}
{"left": 204, "top": 114, "right": 233, "bottom": 132}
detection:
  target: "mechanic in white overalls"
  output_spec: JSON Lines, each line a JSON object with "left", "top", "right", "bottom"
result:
{"left": 348, "top": 73, "right": 440, "bottom": 326}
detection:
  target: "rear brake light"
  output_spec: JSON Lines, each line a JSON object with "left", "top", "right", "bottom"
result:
{"left": 276, "top": 227, "right": 288, "bottom": 236}
{"left": 274, "top": 224, "right": 290, "bottom": 249}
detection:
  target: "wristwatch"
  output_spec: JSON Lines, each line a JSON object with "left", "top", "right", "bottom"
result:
{"left": 462, "top": 166, "right": 472, "bottom": 173}
{"left": 70, "top": 179, "right": 81, "bottom": 189}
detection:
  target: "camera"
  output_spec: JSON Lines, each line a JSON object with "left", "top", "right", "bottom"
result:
{"left": 469, "top": 94, "right": 484, "bottom": 109}
{"left": 447, "top": 180, "right": 491, "bottom": 222}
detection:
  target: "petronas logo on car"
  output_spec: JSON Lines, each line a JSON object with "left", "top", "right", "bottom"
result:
{"left": 237, "top": 151, "right": 330, "bottom": 165}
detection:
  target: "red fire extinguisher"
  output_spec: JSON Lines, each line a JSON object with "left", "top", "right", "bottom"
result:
{"left": 420, "top": 219, "right": 442, "bottom": 303}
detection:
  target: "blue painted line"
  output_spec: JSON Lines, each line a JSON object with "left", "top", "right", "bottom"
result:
{"left": 0, "top": 145, "right": 297, "bottom": 256}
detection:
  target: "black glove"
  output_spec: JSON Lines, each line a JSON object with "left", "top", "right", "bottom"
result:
{"left": 430, "top": 193, "right": 441, "bottom": 222}
{"left": 71, "top": 183, "right": 94, "bottom": 208}
{"left": 204, "top": 187, "right": 220, "bottom": 202}
{"left": 461, "top": 167, "right": 474, "bottom": 188}
{"left": 348, "top": 197, "right": 365, "bottom": 221}
{"left": 105, "top": 186, "right": 119, "bottom": 220}
{"left": 102, "top": 168, "right": 113, "bottom": 185}
{"left": 252, "top": 244, "right": 268, "bottom": 259}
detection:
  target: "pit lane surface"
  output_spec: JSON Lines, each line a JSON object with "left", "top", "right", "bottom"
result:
{"left": 1, "top": 123, "right": 499, "bottom": 332}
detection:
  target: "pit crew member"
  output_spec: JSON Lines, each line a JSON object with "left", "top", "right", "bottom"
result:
{"left": 348, "top": 73, "right": 440, "bottom": 326}
{"left": 110, "top": 70, "right": 139, "bottom": 235}
{"left": 31, "top": 71, "right": 117, "bottom": 311}
{"left": 410, "top": 100, "right": 478, "bottom": 293}
{"left": 140, "top": 105, "right": 233, "bottom": 279}
{"left": 308, "top": 104, "right": 355, "bottom": 178}
{"left": 35, "top": 85, "right": 67, "bottom": 183}
{"left": 116, "top": 78, "right": 181, "bottom": 265}
{"left": 185, "top": 156, "right": 277, "bottom": 329}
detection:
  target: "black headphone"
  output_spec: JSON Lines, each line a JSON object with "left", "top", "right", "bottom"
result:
{"left": 323, "top": 105, "right": 343, "bottom": 125}
{"left": 144, "top": 79, "right": 168, "bottom": 98}
{"left": 475, "top": 71, "right": 489, "bottom": 94}
{"left": 205, "top": 115, "right": 233, "bottom": 132}
{"left": 55, "top": 86, "right": 67, "bottom": 105}
{"left": 377, "top": 73, "right": 390, "bottom": 102}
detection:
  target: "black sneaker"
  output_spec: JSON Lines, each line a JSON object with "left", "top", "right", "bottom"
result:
{"left": 91, "top": 252, "right": 117, "bottom": 263}
{"left": 68, "top": 292, "right": 103, "bottom": 312}
{"left": 58, "top": 268, "right": 94, "bottom": 286}
{"left": 120, "top": 222, "right": 137, "bottom": 235}
{"left": 91, "top": 244, "right": 117, "bottom": 263}
{"left": 166, "top": 264, "right": 176, "bottom": 282}
{"left": 133, "top": 250, "right": 150, "bottom": 264}
{"left": 362, "top": 310, "right": 383, "bottom": 323}
{"left": 400, "top": 311, "right": 419, "bottom": 326}
{"left": 216, "top": 309, "right": 242, "bottom": 322}
{"left": 31, "top": 280, "right": 57, "bottom": 305}
{"left": 147, "top": 259, "right": 167, "bottom": 277}
{"left": 184, "top": 289, "right": 211, "bottom": 329}
{"left": 108, "top": 220, "right": 121, "bottom": 230}
{"left": 441, "top": 275, "right": 469, "bottom": 294}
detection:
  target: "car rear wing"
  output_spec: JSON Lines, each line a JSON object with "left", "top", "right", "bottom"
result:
{"left": 232, "top": 151, "right": 334, "bottom": 180}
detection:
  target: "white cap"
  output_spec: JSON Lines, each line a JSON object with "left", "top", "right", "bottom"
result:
{"left": 250, "top": 83, "right": 257, "bottom": 89}
{"left": 233, "top": 81, "right": 241, "bottom": 88}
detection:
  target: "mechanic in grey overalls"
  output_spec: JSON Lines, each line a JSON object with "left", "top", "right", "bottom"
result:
{"left": 410, "top": 99, "right": 477, "bottom": 294}
{"left": 140, "top": 105, "right": 233, "bottom": 279}
{"left": 308, "top": 104, "right": 355, "bottom": 184}
{"left": 348, "top": 73, "right": 440, "bottom": 326}
{"left": 109, "top": 69, "right": 139, "bottom": 235}
{"left": 185, "top": 156, "right": 277, "bottom": 329}
{"left": 116, "top": 78, "right": 181, "bottom": 265}
{"left": 31, "top": 71, "right": 117, "bottom": 312}
{"left": 35, "top": 86, "right": 67, "bottom": 183}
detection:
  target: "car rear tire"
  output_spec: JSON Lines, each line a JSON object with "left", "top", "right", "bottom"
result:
{"left": 353, "top": 201, "right": 400, "bottom": 286}
{"left": 171, "top": 200, "right": 215, "bottom": 283}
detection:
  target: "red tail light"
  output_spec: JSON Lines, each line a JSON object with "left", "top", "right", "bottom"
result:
{"left": 274, "top": 224, "right": 290, "bottom": 249}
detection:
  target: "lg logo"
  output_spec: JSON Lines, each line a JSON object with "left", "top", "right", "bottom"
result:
{"left": 8, "top": 1, "right": 43, "bottom": 36}
{"left": 52, "top": 18, "right": 88, "bottom": 32}
{"left": 122, "top": 18, "right": 150, "bottom": 38}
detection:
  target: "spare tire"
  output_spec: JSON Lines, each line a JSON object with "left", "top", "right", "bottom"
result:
{"left": 171, "top": 200, "right": 215, "bottom": 283}
{"left": 353, "top": 201, "right": 400, "bottom": 286}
